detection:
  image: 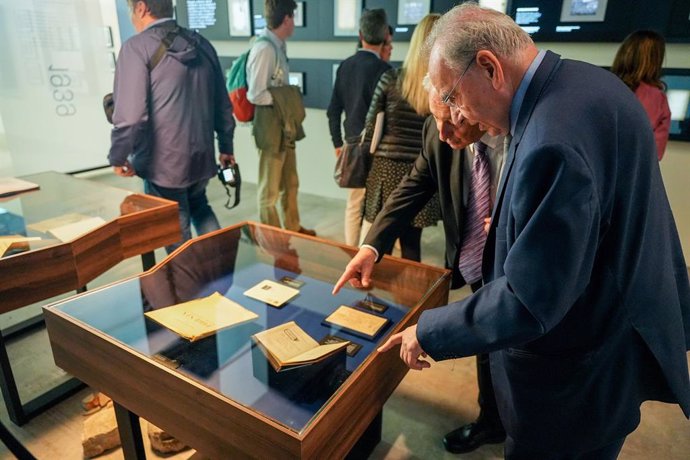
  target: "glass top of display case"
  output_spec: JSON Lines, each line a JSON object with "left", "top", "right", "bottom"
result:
{"left": 0, "top": 171, "right": 168, "bottom": 256}
{"left": 48, "top": 223, "right": 449, "bottom": 434}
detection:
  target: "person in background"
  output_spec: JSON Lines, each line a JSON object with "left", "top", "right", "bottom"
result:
{"left": 246, "top": 0, "right": 315, "bottom": 236}
{"left": 359, "top": 14, "right": 442, "bottom": 261}
{"left": 381, "top": 25, "right": 394, "bottom": 62}
{"left": 612, "top": 30, "right": 671, "bottom": 161}
{"left": 109, "top": 0, "right": 235, "bottom": 253}
{"left": 328, "top": 9, "right": 391, "bottom": 246}
{"left": 337, "top": 3, "right": 690, "bottom": 459}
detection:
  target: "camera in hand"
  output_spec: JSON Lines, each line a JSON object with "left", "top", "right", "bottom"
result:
{"left": 217, "top": 163, "right": 242, "bottom": 209}
{"left": 218, "top": 164, "right": 238, "bottom": 186}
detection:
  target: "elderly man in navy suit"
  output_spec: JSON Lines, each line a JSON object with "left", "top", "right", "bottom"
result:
{"left": 334, "top": 3, "right": 690, "bottom": 459}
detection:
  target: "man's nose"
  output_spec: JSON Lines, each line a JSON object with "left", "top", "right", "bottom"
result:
{"left": 450, "top": 106, "right": 464, "bottom": 126}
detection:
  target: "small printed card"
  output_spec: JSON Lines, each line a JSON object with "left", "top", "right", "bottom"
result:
{"left": 279, "top": 276, "right": 305, "bottom": 289}
{"left": 320, "top": 334, "right": 362, "bottom": 357}
{"left": 244, "top": 279, "right": 300, "bottom": 307}
{"left": 324, "top": 305, "right": 389, "bottom": 340}
{"left": 355, "top": 298, "right": 388, "bottom": 314}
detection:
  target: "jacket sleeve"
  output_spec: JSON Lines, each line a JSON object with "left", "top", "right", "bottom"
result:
{"left": 417, "top": 143, "right": 600, "bottom": 359}
{"left": 363, "top": 116, "right": 438, "bottom": 257}
{"left": 327, "top": 63, "right": 344, "bottom": 148}
{"left": 108, "top": 40, "right": 150, "bottom": 166}
{"left": 362, "top": 68, "right": 394, "bottom": 144}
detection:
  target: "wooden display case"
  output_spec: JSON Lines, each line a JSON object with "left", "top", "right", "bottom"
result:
{"left": 44, "top": 222, "right": 450, "bottom": 459}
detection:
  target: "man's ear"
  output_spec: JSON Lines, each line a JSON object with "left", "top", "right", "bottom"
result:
{"left": 476, "top": 50, "right": 504, "bottom": 90}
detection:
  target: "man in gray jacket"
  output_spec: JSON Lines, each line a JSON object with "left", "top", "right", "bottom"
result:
{"left": 109, "top": 0, "right": 235, "bottom": 252}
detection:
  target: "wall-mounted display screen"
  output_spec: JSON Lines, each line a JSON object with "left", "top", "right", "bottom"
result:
{"left": 662, "top": 70, "right": 690, "bottom": 141}
{"left": 176, "top": 0, "right": 257, "bottom": 39}
{"left": 506, "top": 0, "right": 670, "bottom": 42}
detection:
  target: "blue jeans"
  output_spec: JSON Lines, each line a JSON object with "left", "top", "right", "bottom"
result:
{"left": 144, "top": 179, "right": 220, "bottom": 253}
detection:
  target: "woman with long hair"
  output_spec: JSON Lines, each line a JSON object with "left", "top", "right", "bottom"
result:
{"left": 359, "top": 14, "right": 441, "bottom": 261}
{"left": 612, "top": 30, "right": 671, "bottom": 160}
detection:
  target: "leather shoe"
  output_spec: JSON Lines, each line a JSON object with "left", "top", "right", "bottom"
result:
{"left": 443, "top": 422, "right": 506, "bottom": 454}
{"left": 297, "top": 226, "right": 316, "bottom": 237}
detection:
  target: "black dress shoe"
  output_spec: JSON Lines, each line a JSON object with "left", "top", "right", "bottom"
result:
{"left": 297, "top": 226, "right": 316, "bottom": 236}
{"left": 443, "top": 422, "right": 506, "bottom": 454}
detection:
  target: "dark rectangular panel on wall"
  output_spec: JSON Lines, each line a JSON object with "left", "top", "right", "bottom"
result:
{"left": 666, "top": 0, "right": 690, "bottom": 43}
{"left": 505, "top": 0, "right": 672, "bottom": 43}
{"left": 176, "top": 0, "right": 237, "bottom": 40}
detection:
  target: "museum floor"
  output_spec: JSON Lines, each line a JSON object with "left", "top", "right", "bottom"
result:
{"left": 0, "top": 170, "right": 688, "bottom": 459}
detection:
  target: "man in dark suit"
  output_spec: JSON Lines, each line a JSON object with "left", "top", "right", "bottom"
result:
{"left": 337, "top": 4, "right": 690, "bottom": 459}
{"left": 327, "top": 8, "right": 391, "bottom": 246}
{"left": 337, "top": 86, "right": 507, "bottom": 453}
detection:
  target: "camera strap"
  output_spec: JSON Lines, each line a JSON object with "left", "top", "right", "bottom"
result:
{"left": 222, "top": 164, "right": 241, "bottom": 209}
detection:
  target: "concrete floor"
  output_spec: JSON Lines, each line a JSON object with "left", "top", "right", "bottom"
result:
{"left": 0, "top": 170, "right": 688, "bottom": 459}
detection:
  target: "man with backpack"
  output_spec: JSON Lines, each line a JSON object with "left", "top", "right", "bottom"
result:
{"left": 108, "top": 0, "right": 235, "bottom": 253}
{"left": 246, "top": 0, "right": 315, "bottom": 236}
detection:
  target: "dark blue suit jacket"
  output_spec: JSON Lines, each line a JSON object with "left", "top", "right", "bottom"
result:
{"left": 417, "top": 51, "right": 690, "bottom": 453}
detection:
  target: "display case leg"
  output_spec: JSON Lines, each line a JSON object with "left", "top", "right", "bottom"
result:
{"left": 114, "top": 402, "right": 146, "bottom": 460}
{"left": 0, "top": 421, "right": 36, "bottom": 460}
{"left": 346, "top": 410, "right": 382, "bottom": 459}
{"left": 141, "top": 251, "right": 156, "bottom": 271}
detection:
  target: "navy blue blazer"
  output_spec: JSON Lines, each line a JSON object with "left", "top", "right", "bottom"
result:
{"left": 417, "top": 51, "right": 690, "bottom": 453}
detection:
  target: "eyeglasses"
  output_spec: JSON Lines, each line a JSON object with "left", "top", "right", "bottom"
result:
{"left": 441, "top": 55, "right": 476, "bottom": 108}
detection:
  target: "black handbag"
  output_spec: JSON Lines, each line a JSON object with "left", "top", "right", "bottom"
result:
{"left": 333, "top": 140, "right": 371, "bottom": 188}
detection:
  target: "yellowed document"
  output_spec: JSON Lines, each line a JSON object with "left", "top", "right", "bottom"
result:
{"left": 0, "top": 177, "right": 39, "bottom": 197}
{"left": 46, "top": 216, "right": 106, "bottom": 242}
{"left": 244, "top": 279, "right": 300, "bottom": 307}
{"left": 324, "top": 306, "right": 389, "bottom": 339}
{"left": 145, "top": 292, "right": 259, "bottom": 342}
{"left": 253, "top": 321, "right": 348, "bottom": 371}
{"left": 0, "top": 236, "right": 41, "bottom": 257}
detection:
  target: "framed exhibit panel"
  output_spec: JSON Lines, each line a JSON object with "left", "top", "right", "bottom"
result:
{"left": 334, "top": 0, "right": 362, "bottom": 37}
{"left": 44, "top": 222, "right": 451, "bottom": 458}
{"left": 397, "top": 0, "right": 431, "bottom": 25}
{"left": 294, "top": 1, "right": 305, "bottom": 27}
{"left": 228, "top": 0, "right": 252, "bottom": 37}
{"left": 289, "top": 72, "right": 305, "bottom": 94}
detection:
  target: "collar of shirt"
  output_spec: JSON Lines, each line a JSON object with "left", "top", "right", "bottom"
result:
{"left": 262, "top": 28, "right": 287, "bottom": 54}
{"left": 479, "top": 133, "right": 502, "bottom": 151}
{"left": 144, "top": 17, "right": 174, "bottom": 31}
{"left": 358, "top": 48, "right": 381, "bottom": 59}
{"left": 509, "top": 49, "right": 546, "bottom": 136}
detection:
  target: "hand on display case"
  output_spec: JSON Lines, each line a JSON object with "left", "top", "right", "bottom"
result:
{"left": 331, "top": 246, "right": 377, "bottom": 294}
{"left": 377, "top": 324, "right": 430, "bottom": 371}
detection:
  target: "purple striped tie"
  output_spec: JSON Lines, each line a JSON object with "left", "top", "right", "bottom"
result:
{"left": 458, "top": 141, "right": 491, "bottom": 285}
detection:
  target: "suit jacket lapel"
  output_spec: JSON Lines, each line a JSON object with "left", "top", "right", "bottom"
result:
{"left": 483, "top": 51, "right": 563, "bottom": 278}
{"left": 450, "top": 145, "right": 464, "bottom": 237}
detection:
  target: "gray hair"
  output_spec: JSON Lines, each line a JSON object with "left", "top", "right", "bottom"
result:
{"left": 426, "top": 2, "right": 533, "bottom": 72}
{"left": 360, "top": 9, "right": 388, "bottom": 45}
